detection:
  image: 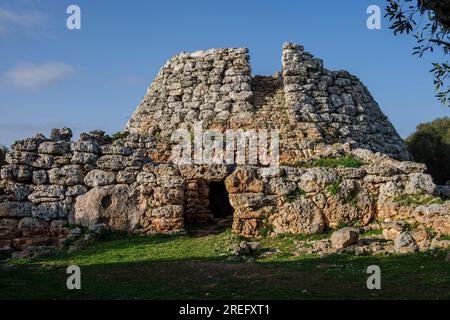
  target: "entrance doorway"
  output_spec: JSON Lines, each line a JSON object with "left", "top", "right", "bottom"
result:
{"left": 208, "top": 181, "right": 234, "bottom": 219}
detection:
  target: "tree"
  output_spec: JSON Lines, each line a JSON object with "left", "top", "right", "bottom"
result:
{"left": 385, "top": 0, "right": 450, "bottom": 107}
{"left": 405, "top": 117, "right": 450, "bottom": 184}
{"left": 0, "top": 145, "right": 7, "bottom": 168}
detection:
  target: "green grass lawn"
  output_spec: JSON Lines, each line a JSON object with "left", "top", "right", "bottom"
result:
{"left": 1, "top": 230, "right": 449, "bottom": 300}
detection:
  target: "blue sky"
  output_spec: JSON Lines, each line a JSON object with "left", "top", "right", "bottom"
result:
{"left": 0, "top": 0, "right": 448, "bottom": 147}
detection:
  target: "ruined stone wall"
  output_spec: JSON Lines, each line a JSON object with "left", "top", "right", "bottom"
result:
{"left": 126, "top": 48, "right": 254, "bottom": 136}
{"left": 226, "top": 149, "right": 450, "bottom": 237}
{"left": 281, "top": 43, "right": 411, "bottom": 161}
{"left": 1, "top": 43, "right": 448, "bottom": 259}
{"left": 0, "top": 128, "right": 449, "bottom": 258}
{"left": 0, "top": 129, "right": 186, "bottom": 257}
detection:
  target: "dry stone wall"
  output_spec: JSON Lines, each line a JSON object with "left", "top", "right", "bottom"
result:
{"left": 0, "top": 128, "right": 186, "bottom": 257}
{"left": 127, "top": 42, "right": 412, "bottom": 163}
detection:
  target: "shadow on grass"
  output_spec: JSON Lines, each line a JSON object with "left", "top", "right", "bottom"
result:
{"left": 1, "top": 233, "right": 450, "bottom": 300}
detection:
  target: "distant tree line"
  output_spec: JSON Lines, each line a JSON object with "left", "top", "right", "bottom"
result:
{"left": 406, "top": 117, "right": 450, "bottom": 185}
{"left": 0, "top": 145, "right": 7, "bottom": 168}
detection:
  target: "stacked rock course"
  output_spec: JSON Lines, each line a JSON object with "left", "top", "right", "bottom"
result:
{"left": 0, "top": 42, "right": 449, "bottom": 259}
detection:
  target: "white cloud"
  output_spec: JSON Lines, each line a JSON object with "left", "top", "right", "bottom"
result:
{"left": 0, "top": 7, "right": 47, "bottom": 36}
{"left": 3, "top": 62, "right": 75, "bottom": 88}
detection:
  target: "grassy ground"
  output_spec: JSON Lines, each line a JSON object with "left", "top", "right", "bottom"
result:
{"left": 1, "top": 230, "right": 449, "bottom": 300}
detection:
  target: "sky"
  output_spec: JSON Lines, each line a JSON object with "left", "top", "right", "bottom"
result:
{"left": 0, "top": 0, "right": 448, "bottom": 147}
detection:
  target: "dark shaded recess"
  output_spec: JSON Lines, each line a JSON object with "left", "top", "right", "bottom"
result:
{"left": 208, "top": 181, "right": 234, "bottom": 218}
{"left": 101, "top": 195, "right": 112, "bottom": 210}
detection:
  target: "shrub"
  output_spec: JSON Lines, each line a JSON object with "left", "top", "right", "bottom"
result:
{"left": 111, "top": 131, "right": 128, "bottom": 141}
{"left": 394, "top": 192, "right": 445, "bottom": 206}
{"left": 327, "top": 180, "right": 342, "bottom": 195}
{"left": 0, "top": 145, "right": 8, "bottom": 168}
{"left": 293, "top": 155, "right": 364, "bottom": 169}
{"left": 258, "top": 218, "right": 274, "bottom": 237}
{"left": 406, "top": 117, "right": 450, "bottom": 185}
{"left": 284, "top": 187, "right": 306, "bottom": 203}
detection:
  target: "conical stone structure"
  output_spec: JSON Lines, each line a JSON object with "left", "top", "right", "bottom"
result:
{"left": 126, "top": 42, "right": 412, "bottom": 163}
{"left": 1, "top": 43, "right": 449, "bottom": 259}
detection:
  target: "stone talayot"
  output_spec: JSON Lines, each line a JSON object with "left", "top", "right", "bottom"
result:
{"left": 0, "top": 42, "right": 449, "bottom": 259}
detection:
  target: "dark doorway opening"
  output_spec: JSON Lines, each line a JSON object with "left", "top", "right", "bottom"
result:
{"left": 208, "top": 181, "right": 234, "bottom": 219}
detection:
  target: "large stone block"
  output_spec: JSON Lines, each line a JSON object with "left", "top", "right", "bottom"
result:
{"left": 71, "top": 185, "right": 147, "bottom": 232}
{"left": 0, "top": 218, "right": 20, "bottom": 239}
{"left": 1, "top": 165, "right": 33, "bottom": 182}
{"left": 272, "top": 197, "right": 324, "bottom": 235}
{"left": 96, "top": 155, "right": 128, "bottom": 171}
{"left": 150, "top": 205, "right": 184, "bottom": 218}
{"left": 331, "top": 227, "right": 359, "bottom": 249}
{"left": 225, "top": 166, "right": 264, "bottom": 194}
{"left": 32, "top": 201, "right": 69, "bottom": 221}
{"left": 298, "top": 168, "right": 338, "bottom": 193}
{"left": 38, "top": 141, "right": 70, "bottom": 155}
{"left": 0, "top": 201, "right": 33, "bottom": 218}
{"left": 84, "top": 170, "right": 115, "bottom": 187}
{"left": 48, "top": 165, "right": 85, "bottom": 186}
{"left": 18, "top": 217, "right": 49, "bottom": 237}
{"left": 28, "top": 185, "right": 65, "bottom": 203}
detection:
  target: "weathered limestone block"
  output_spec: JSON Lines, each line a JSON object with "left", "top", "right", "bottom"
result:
{"left": 11, "top": 135, "right": 47, "bottom": 152}
{"left": 50, "top": 127, "right": 72, "bottom": 142}
{"left": 298, "top": 168, "right": 338, "bottom": 193}
{"left": 394, "top": 161, "right": 426, "bottom": 174}
{"left": 381, "top": 221, "right": 406, "bottom": 240}
{"left": 157, "top": 175, "right": 184, "bottom": 188}
{"left": 150, "top": 205, "right": 183, "bottom": 218}
{"left": 18, "top": 217, "right": 49, "bottom": 237}
{"left": 178, "top": 164, "right": 230, "bottom": 181}
{"left": 335, "top": 168, "right": 366, "bottom": 179}
{"left": 413, "top": 202, "right": 450, "bottom": 234}
{"left": 116, "top": 171, "right": 136, "bottom": 184}
{"left": 6, "top": 152, "right": 53, "bottom": 169}
{"left": 96, "top": 155, "right": 128, "bottom": 171}
{"left": 267, "top": 178, "right": 297, "bottom": 195}
{"left": 394, "top": 232, "right": 419, "bottom": 253}
{"left": 271, "top": 197, "right": 324, "bottom": 235}
{"left": 32, "top": 170, "right": 47, "bottom": 185}
{"left": 258, "top": 167, "right": 284, "bottom": 180}
{"left": 229, "top": 193, "right": 276, "bottom": 211}
{"left": 28, "top": 185, "right": 65, "bottom": 203}
{"left": 1, "top": 165, "right": 33, "bottom": 182}
{"left": 71, "top": 152, "right": 98, "bottom": 164}
{"left": 225, "top": 167, "right": 264, "bottom": 193}
{"left": 232, "top": 218, "right": 258, "bottom": 237}
{"left": 152, "top": 164, "right": 180, "bottom": 176}
{"left": 101, "top": 145, "right": 133, "bottom": 155}
{"left": 331, "top": 227, "right": 360, "bottom": 249}
{"left": 323, "top": 181, "right": 374, "bottom": 227}
{"left": 0, "top": 201, "right": 33, "bottom": 218}
{"left": 32, "top": 201, "right": 69, "bottom": 221}
{"left": 136, "top": 172, "right": 157, "bottom": 185}
{"left": 404, "top": 173, "right": 437, "bottom": 195}
{"left": 71, "top": 185, "right": 147, "bottom": 232}
{"left": 378, "top": 181, "right": 401, "bottom": 204}
{"left": 152, "top": 187, "right": 184, "bottom": 206}
{"left": 48, "top": 165, "right": 85, "bottom": 185}
{"left": 377, "top": 203, "right": 416, "bottom": 221}
{"left": 70, "top": 141, "right": 100, "bottom": 153}
{"left": 66, "top": 185, "right": 88, "bottom": 197}
{"left": 147, "top": 218, "right": 184, "bottom": 233}
{"left": 2, "top": 182, "right": 33, "bottom": 201}
{"left": 0, "top": 218, "right": 20, "bottom": 239}
{"left": 84, "top": 170, "right": 115, "bottom": 187}
{"left": 38, "top": 141, "right": 70, "bottom": 155}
